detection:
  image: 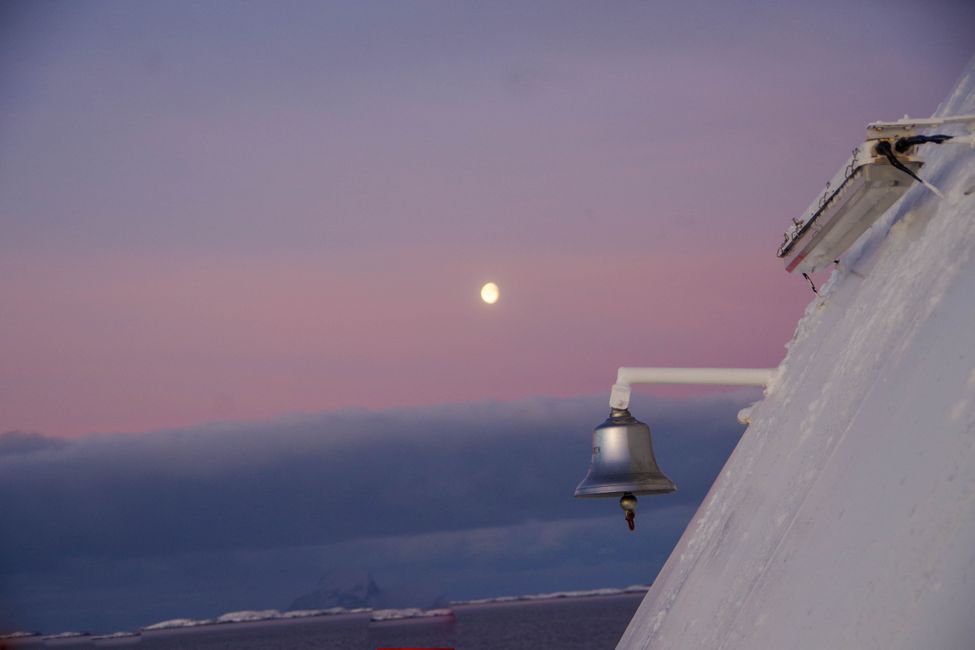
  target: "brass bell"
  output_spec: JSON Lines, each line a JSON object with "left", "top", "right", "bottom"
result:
{"left": 574, "top": 408, "right": 676, "bottom": 500}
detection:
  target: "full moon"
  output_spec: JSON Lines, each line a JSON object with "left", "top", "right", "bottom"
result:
{"left": 480, "top": 282, "right": 500, "bottom": 304}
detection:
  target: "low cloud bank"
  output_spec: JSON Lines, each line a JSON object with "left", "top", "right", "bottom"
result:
{"left": 0, "top": 392, "right": 754, "bottom": 632}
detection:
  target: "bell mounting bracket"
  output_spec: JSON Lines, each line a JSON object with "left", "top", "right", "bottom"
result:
{"left": 609, "top": 367, "right": 776, "bottom": 410}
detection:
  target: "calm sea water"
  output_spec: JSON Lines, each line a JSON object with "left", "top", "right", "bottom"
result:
{"left": 133, "top": 594, "right": 643, "bottom": 650}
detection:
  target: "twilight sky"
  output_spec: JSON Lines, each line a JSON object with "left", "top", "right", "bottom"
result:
{"left": 2, "top": 0, "right": 971, "bottom": 436}
{"left": 1, "top": 0, "right": 973, "bottom": 635}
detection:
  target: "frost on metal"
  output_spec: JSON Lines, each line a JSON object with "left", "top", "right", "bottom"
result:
{"left": 618, "top": 57, "right": 975, "bottom": 650}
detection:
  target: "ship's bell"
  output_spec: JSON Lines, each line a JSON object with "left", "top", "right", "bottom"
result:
{"left": 574, "top": 408, "right": 676, "bottom": 498}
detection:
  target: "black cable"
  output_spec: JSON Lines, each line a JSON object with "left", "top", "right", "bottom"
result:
{"left": 794, "top": 133, "right": 951, "bottom": 292}
{"left": 874, "top": 140, "right": 928, "bottom": 186}
{"left": 894, "top": 134, "right": 953, "bottom": 153}
{"left": 802, "top": 272, "right": 818, "bottom": 294}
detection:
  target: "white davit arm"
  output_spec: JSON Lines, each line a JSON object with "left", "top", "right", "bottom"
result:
{"left": 866, "top": 114, "right": 975, "bottom": 138}
{"left": 609, "top": 367, "right": 776, "bottom": 410}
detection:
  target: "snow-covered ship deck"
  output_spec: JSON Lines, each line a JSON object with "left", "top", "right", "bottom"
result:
{"left": 620, "top": 57, "right": 975, "bottom": 650}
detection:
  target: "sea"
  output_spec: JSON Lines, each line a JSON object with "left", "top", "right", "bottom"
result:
{"left": 86, "top": 594, "right": 643, "bottom": 650}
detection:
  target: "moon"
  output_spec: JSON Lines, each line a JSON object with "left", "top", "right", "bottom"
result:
{"left": 480, "top": 282, "right": 500, "bottom": 304}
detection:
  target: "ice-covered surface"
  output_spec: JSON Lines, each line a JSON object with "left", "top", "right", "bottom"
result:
{"left": 140, "top": 606, "right": 368, "bottom": 632}
{"left": 369, "top": 608, "right": 454, "bottom": 622}
{"left": 453, "top": 584, "right": 649, "bottom": 606}
{"left": 214, "top": 610, "right": 280, "bottom": 623}
{"left": 40, "top": 632, "right": 88, "bottom": 639}
{"left": 141, "top": 618, "right": 213, "bottom": 631}
{"left": 279, "top": 607, "right": 350, "bottom": 618}
{"left": 619, "top": 57, "right": 975, "bottom": 650}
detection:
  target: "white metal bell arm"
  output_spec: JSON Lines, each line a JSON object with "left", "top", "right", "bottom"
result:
{"left": 609, "top": 367, "right": 775, "bottom": 410}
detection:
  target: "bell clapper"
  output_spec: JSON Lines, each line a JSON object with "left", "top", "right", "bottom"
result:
{"left": 620, "top": 493, "right": 637, "bottom": 531}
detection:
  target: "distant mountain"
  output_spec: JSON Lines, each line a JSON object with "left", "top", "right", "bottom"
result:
{"left": 288, "top": 569, "right": 450, "bottom": 611}
{"left": 288, "top": 569, "right": 383, "bottom": 611}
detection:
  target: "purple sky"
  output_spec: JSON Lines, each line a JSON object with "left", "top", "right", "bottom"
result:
{"left": 1, "top": 0, "right": 973, "bottom": 436}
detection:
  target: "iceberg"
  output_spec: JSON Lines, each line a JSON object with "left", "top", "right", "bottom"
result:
{"left": 214, "top": 610, "right": 280, "bottom": 624}
{"left": 451, "top": 584, "right": 649, "bottom": 606}
{"left": 369, "top": 608, "right": 454, "bottom": 623}
{"left": 277, "top": 609, "right": 329, "bottom": 619}
{"left": 141, "top": 618, "right": 213, "bottom": 631}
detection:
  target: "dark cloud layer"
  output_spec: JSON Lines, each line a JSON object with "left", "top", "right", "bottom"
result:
{"left": 0, "top": 392, "right": 754, "bottom": 633}
{"left": 0, "top": 431, "right": 67, "bottom": 456}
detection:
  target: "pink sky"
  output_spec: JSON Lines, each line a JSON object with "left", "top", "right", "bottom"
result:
{"left": 1, "top": 1, "right": 972, "bottom": 436}
{"left": 1, "top": 245, "right": 804, "bottom": 434}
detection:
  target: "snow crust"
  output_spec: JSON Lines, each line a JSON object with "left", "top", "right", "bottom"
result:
{"left": 278, "top": 607, "right": 366, "bottom": 618}
{"left": 141, "top": 618, "right": 213, "bottom": 631}
{"left": 214, "top": 610, "right": 280, "bottom": 623}
{"left": 619, "top": 57, "right": 975, "bottom": 650}
{"left": 452, "top": 585, "right": 649, "bottom": 606}
{"left": 369, "top": 608, "right": 454, "bottom": 622}
{"left": 140, "top": 606, "right": 370, "bottom": 632}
